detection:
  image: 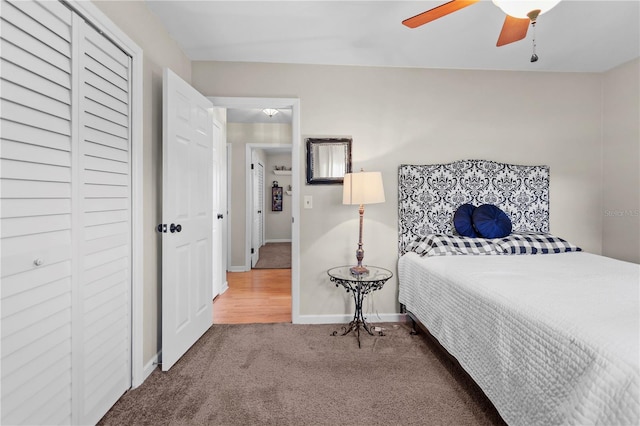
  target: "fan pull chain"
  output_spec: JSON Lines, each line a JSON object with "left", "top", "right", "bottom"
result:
{"left": 530, "top": 20, "right": 539, "bottom": 62}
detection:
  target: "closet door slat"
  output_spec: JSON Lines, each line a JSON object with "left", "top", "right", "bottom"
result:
{"left": 84, "top": 197, "right": 129, "bottom": 213}
{"left": 6, "top": 0, "right": 71, "bottom": 42}
{"left": 1, "top": 179, "right": 71, "bottom": 199}
{"left": 84, "top": 127, "right": 129, "bottom": 151}
{"left": 0, "top": 158, "right": 71, "bottom": 183}
{"left": 1, "top": 99, "right": 72, "bottom": 136}
{"left": 85, "top": 141, "right": 129, "bottom": 163}
{"left": 1, "top": 118, "right": 71, "bottom": 151}
{"left": 83, "top": 112, "right": 128, "bottom": 139}
{"left": 1, "top": 198, "right": 71, "bottom": 219}
{"left": 84, "top": 55, "right": 128, "bottom": 94}
{"left": 1, "top": 139, "right": 70, "bottom": 167}
{"left": 84, "top": 69, "right": 128, "bottom": 104}
{"left": 1, "top": 49, "right": 71, "bottom": 95}
{"left": 84, "top": 37, "right": 128, "bottom": 81}
{"left": 84, "top": 83, "right": 128, "bottom": 116}
{"left": 1, "top": 17, "right": 70, "bottom": 71}
{"left": 83, "top": 183, "right": 129, "bottom": 198}
{"left": 2, "top": 2, "right": 71, "bottom": 57}
{"left": 1, "top": 79, "right": 71, "bottom": 120}
{"left": 1, "top": 214, "right": 71, "bottom": 239}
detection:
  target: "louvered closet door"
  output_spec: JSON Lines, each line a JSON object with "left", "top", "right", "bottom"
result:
{"left": 76, "top": 18, "right": 132, "bottom": 426}
{"left": 1, "top": 1, "right": 75, "bottom": 424}
{"left": 0, "top": 2, "right": 132, "bottom": 425}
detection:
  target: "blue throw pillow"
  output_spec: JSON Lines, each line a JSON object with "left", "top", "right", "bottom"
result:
{"left": 453, "top": 203, "right": 478, "bottom": 238}
{"left": 472, "top": 204, "right": 512, "bottom": 238}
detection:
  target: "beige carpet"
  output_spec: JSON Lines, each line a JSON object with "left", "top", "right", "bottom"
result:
{"left": 99, "top": 323, "right": 505, "bottom": 426}
{"left": 254, "top": 242, "right": 291, "bottom": 269}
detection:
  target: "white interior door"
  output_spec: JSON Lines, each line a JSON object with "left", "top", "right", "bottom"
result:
{"left": 258, "top": 163, "right": 265, "bottom": 247}
{"left": 251, "top": 157, "right": 263, "bottom": 267}
{"left": 162, "top": 68, "right": 213, "bottom": 371}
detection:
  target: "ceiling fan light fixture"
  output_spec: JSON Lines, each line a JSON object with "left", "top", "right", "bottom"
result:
{"left": 492, "top": 0, "right": 561, "bottom": 19}
{"left": 262, "top": 108, "right": 279, "bottom": 117}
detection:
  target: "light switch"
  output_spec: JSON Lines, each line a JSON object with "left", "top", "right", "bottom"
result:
{"left": 304, "top": 195, "right": 313, "bottom": 209}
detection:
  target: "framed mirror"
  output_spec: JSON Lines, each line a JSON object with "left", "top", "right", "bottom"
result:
{"left": 306, "top": 138, "right": 352, "bottom": 184}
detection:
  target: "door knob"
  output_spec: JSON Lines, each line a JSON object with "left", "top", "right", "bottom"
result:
{"left": 157, "top": 224, "right": 167, "bottom": 233}
{"left": 170, "top": 223, "right": 182, "bottom": 233}
{"left": 217, "top": 214, "right": 224, "bottom": 219}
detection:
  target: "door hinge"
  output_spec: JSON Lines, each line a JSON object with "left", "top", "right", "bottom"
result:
{"left": 251, "top": 248, "right": 254, "bottom": 254}
{"left": 251, "top": 163, "right": 254, "bottom": 170}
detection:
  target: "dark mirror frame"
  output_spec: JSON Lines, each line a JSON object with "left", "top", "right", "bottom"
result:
{"left": 305, "top": 138, "right": 352, "bottom": 185}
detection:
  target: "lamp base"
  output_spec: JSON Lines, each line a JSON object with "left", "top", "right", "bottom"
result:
{"left": 350, "top": 265, "right": 369, "bottom": 276}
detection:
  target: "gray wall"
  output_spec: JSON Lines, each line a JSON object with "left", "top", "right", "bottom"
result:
{"left": 602, "top": 58, "right": 640, "bottom": 263}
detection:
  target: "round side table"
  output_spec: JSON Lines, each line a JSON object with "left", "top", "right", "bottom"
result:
{"left": 327, "top": 266, "right": 393, "bottom": 347}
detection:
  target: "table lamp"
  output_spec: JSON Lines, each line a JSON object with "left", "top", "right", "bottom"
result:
{"left": 342, "top": 169, "right": 385, "bottom": 275}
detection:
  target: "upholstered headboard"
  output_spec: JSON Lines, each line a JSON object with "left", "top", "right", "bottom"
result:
{"left": 398, "top": 159, "right": 549, "bottom": 254}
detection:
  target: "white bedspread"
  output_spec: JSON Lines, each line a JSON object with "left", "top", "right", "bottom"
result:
{"left": 398, "top": 251, "right": 640, "bottom": 426}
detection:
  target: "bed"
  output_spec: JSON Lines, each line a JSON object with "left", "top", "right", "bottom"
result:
{"left": 397, "top": 160, "right": 639, "bottom": 426}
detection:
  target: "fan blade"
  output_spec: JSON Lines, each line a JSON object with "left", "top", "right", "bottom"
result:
{"left": 402, "top": 0, "right": 480, "bottom": 28}
{"left": 496, "top": 15, "right": 530, "bottom": 46}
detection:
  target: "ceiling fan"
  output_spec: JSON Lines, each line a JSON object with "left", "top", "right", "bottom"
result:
{"left": 402, "top": 0, "right": 561, "bottom": 53}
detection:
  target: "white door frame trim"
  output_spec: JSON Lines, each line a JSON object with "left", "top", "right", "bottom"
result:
{"left": 65, "top": 0, "right": 145, "bottom": 387}
{"left": 226, "top": 142, "right": 233, "bottom": 274}
{"left": 209, "top": 97, "right": 301, "bottom": 324}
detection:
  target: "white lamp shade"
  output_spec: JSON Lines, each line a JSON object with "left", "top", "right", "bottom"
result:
{"left": 492, "top": 0, "right": 561, "bottom": 18}
{"left": 343, "top": 171, "right": 385, "bottom": 205}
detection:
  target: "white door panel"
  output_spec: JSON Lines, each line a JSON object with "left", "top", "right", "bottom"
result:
{"left": 251, "top": 151, "right": 264, "bottom": 268}
{"left": 162, "top": 68, "right": 213, "bottom": 371}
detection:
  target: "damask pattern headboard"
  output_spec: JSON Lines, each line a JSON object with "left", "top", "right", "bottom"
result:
{"left": 398, "top": 159, "right": 550, "bottom": 254}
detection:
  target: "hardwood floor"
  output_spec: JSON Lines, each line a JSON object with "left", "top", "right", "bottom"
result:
{"left": 213, "top": 269, "right": 292, "bottom": 324}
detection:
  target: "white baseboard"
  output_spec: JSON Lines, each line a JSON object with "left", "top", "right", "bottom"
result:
{"left": 296, "top": 313, "right": 407, "bottom": 324}
{"left": 265, "top": 239, "right": 292, "bottom": 243}
{"left": 220, "top": 281, "right": 229, "bottom": 294}
{"left": 228, "top": 266, "right": 248, "bottom": 272}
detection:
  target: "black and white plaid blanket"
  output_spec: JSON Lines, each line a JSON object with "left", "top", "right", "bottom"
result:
{"left": 405, "top": 233, "right": 581, "bottom": 257}
{"left": 405, "top": 234, "right": 503, "bottom": 256}
{"left": 498, "top": 233, "right": 582, "bottom": 254}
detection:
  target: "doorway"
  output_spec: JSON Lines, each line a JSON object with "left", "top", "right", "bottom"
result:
{"left": 249, "top": 146, "right": 293, "bottom": 270}
{"left": 209, "top": 97, "right": 300, "bottom": 324}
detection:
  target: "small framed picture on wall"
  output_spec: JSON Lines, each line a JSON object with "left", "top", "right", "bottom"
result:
{"left": 272, "top": 182, "right": 283, "bottom": 212}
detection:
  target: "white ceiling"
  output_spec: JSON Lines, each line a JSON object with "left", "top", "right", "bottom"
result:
{"left": 145, "top": 0, "right": 639, "bottom": 73}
